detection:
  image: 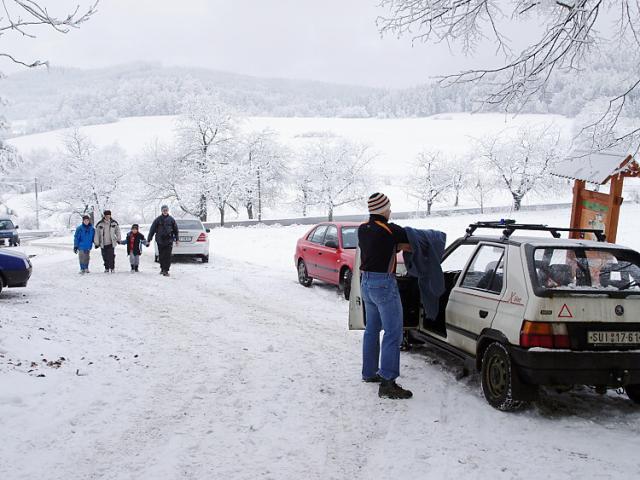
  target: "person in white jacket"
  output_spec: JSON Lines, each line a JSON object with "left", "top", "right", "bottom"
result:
{"left": 93, "top": 210, "right": 122, "bottom": 273}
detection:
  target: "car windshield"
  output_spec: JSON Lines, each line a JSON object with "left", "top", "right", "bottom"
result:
{"left": 341, "top": 227, "right": 358, "bottom": 249}
{"left": 0, "top": 220, "right": 14, "bottom": 230}
{"left": 532, "top": 247, "right": 640, "bottom": 294}
{"left": 176, "top": 220, "right": 203, "bottom": 230}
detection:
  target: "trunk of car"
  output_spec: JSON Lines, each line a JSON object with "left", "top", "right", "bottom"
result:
{"left": 536, "top": 296, "right": 640, "bottom": 351}
{"left": 178, "top": 230, "right": 200, "bottom": 244}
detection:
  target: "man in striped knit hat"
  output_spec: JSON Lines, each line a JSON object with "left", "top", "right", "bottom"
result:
{"left": 357, "top": 192, "right": 413, "bottom": 399}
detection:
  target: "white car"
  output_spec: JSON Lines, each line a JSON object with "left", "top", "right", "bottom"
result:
{"left": 154, "top": 219, "right": 211, "bottom": 263}
{"left": 349, "top": 221, "right": 640, "bottom": 411}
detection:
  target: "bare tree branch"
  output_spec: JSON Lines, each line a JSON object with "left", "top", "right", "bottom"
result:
{"left": 0, "top": 0, "right": 98, "bottom": 68}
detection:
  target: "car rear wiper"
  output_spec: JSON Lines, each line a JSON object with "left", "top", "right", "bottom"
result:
{"left": 618, "top": 280, "right": 639, "bottom": 290}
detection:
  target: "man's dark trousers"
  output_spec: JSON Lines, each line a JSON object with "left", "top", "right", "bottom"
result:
{"left": 101, "top": 245, "right": 115, "bottom": 270}
{"left": 158, "top": 244, "right": 173, "bottom": 272}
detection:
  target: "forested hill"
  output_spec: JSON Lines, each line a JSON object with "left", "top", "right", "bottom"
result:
{"left": 2, "top": 57, "right": 636, "bottom": 135}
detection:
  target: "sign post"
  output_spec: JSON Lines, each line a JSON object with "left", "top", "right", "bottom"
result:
{"left": 553, "top": 152, "right": 637, "bottom": 243}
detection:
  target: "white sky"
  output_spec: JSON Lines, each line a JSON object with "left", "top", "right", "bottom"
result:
{"left": 1, "top": 0, "right": 507, "bottom": 88}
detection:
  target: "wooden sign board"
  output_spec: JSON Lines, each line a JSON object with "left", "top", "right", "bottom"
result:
{"left": 569, "top": 178, "right": 623, "bottom": 243}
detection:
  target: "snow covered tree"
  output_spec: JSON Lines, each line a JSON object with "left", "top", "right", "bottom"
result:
{"left": 293, "top": 167, "right": 316, "bottom": 217}
{"left": 297, "top": 138, "right": 374, "bottom": 221}
{"left": 175, "top": 95, "right": 237, "bottom": 221}
{"left": 51, "top": 129, "right": 125, "bottom": 220}
{"left": 0, "top": 140, "right": 19, "bottom": 178}
{"left": 407, "top": 150, "right": 451, "bottom": 215}
{"left": 478, "top": 124, "right": 563, "bottom": 211}
{"left": 140, "top": 140, "right": 189, "bottom": 212}
{"left": 469, "top": 158, "right": 497, "bottom": 214}
{"left": 447, "top": 157, "right": 469, "bottom": 208}
{"left": 236, "top": 129, "right": 288, "bottom": 221}
{"left": 378, "top": 0, "right": 640, "bottom": 152}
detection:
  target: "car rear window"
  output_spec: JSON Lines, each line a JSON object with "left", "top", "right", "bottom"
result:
{"left": 0, "top": 220, "right": 15, "bottom": 230}
{"left": 341, "top": 227, "right": 358, "bottom": 249}
{"left": 532, "top": 247, "right": 640, "bottom": 294}
{"left": 176, "top": 220, "right": 203, "bottom": 230}
{"left": 309, "top": 225, "right": 328, "bottom": 244}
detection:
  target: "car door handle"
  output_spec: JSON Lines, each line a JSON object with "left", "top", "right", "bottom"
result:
{"left": 479, "top": 310, "right": 489, "bottom": 319}
{"left": 318, "top": 252, "right": 323, "bottom": 256}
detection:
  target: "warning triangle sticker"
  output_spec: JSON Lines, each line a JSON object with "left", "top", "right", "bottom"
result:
{"left": 558, "top": 304, "right": 573, "bottom": 318}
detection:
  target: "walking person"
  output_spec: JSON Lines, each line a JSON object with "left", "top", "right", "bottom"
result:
{"left": 119, "top": 224, "right": 148, "bottom": 273}
{"left": 148, "top": 205, "right": 179, "bottom": 277}
{"left": 358, "top": 192, "right": 413, "bottom": 399}
{"left": 73, "top": 214, "right": 95, "bottom": 274}
{"left": 94, "top": 210, "right": 121, "bottom": 273}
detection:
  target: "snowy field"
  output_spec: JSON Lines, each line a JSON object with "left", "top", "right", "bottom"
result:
{"left": 5, "top": 113, "right": 575, "bottom": 224}
{"left": 2, "top": 206, "right": 640, "bottom": 480}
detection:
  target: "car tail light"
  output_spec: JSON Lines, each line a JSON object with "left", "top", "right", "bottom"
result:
{"left": 520, "top": 321, "right": 570, "bottom": 349}
{"left": 196, "top": 233, "right": 207, "bottom": 242}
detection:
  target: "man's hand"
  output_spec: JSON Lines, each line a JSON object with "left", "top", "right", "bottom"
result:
{"left": 397, "top": 243, "right": 412, "bottom": 253}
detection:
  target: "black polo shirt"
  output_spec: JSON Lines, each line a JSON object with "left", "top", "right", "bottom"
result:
{"left": 358, "top": 215, "right": 408, "bottom": 273}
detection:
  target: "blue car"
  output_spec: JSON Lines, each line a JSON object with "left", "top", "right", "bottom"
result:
{"left": 0, "top": 248, "right": 32, "bottom": 295}
{"left": 0, "top": 218, "right": 20, "bottom": 246}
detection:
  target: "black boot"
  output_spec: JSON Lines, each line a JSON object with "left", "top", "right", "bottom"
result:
{"left": 135, "top": 265, "right": 139, "bottom": 272}
{"left": 378, "top": 379, "right": 413, "bottom": 399}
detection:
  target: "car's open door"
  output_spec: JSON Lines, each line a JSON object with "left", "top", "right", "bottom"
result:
{"left": 348, "top": 247, "right": 365, "bottom": 330}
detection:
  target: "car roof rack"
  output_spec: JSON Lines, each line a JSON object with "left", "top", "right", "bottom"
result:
{"left": 465, "top": 219, "right": 607, "bottom": 242}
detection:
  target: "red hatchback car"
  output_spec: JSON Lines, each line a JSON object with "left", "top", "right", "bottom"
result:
{"left": 294, "top": 222, "right": 360, "bottom": 299}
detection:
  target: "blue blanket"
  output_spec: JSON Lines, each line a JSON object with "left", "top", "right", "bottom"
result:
{"left": 403, "top": 227, "right": 447, "bottom": 319}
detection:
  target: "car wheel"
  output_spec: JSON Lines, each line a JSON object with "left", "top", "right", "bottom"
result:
{"left": 297, "top": 260, "right": 313, "bottom": 287}
{"left": 340, "top": 268, "right": 352, "bottom": 300}
{"left": 626, "top": 385, "right": 640, "bottom": 404}
{"left": 202, "top": 255, "right": 209, "bottom": 263}
{"left": 481, "top": 342, "right": 524, "bottom": 412}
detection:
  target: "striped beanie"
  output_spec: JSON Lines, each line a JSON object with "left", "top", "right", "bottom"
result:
{"left": 368, "top": 192, "right": 391, "bottom": 215}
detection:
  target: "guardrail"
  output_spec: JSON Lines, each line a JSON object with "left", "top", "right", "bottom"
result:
{"left": 18, "top": 231, "right": 54, "bottom": 242}
{"left": 202, "top": 202, "right": 572, "bottom": 229}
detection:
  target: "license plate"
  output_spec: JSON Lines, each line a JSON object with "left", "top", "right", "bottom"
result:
{"left": 587, "top": 331, "right": 640, "bottom": 345}
{"left": 179, "top": 236, "right": 192, "bottom": 242}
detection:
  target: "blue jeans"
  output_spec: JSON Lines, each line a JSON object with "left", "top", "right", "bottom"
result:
{"left": 361, "top": 271, "right": 403, "bottom": 381}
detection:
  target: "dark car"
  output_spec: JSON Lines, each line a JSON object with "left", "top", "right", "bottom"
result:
{"left": 0, "top": 248, "right": 32, "bottom": 295}
{"left": 0, "top": 218, "right": 20, "bottom": 246}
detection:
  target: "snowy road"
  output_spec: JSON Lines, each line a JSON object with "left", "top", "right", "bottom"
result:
{"left": 2, "top": 211, "right": 640, "bottom": 479}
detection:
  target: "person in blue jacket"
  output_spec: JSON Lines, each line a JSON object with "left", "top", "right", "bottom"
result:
{"left": 74, "top": 215, "right": 95, "bottom": 274}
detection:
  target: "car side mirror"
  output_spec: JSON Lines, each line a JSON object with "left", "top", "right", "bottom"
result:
{"left": 325, "top": 240, "right": 339, "bottom": 249}
{"left": 14, "top": 225, "right": 19, "bottom": 229}
{"left": 206, "top": 228, "right": 211, "bottom": 233}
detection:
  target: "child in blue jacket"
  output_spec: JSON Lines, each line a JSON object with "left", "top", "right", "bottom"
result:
{"left": 74, "top": 215, "right": 95, "bottom": 274}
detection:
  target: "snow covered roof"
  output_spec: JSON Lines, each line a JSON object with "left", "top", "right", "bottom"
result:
{"left": 552, "top": 151, "right": 637, "bottom": 184}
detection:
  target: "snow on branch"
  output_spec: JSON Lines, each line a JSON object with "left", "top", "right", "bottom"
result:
{"left": 378, "top": 1, "right": 640, "bottom": 152}
{"left": 0, "top": 0, "right": 98, "bottom": 68}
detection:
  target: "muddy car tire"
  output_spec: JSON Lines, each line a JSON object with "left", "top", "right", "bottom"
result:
{"left": 340, "top": 268, "right": 352, "bottom": 301}
{"left": 626, "top": 385, "right": 640, "bottom": 404}
{"left": 298, "top": 260, "right": 313, "bottom": 287}
{"left": 481, "top": 342, "right": 524, "bottom": 412}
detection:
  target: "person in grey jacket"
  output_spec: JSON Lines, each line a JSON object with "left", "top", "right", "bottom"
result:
{"left": 148, "top": 205, "right": 179, "bottom": 276}
{"left": 94, "top": 210, "right": 122, "bottom": 273}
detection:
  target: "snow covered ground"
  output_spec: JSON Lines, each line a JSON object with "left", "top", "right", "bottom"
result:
{"left": 2, "top": 206, "right": 640, "bottom": 479}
